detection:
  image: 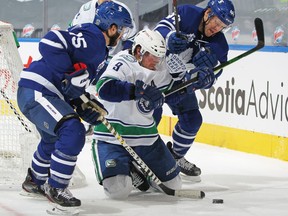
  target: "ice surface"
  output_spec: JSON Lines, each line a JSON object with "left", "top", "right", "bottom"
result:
{"left": 1, "top": 135, "right": 288, "bottom": 216}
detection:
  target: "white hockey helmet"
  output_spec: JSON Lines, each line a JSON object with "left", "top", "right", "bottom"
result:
{"left": 132, "top": 29, "right": 166, "bottom": 58}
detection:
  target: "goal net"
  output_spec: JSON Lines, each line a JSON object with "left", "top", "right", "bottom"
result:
{"left": 0, "top": 21, "right": 86, "bottom": 188}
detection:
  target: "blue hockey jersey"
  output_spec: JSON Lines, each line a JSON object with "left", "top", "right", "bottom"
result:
{"left": 155, "top": 4, "right": 229, "bottom": 64}
{"left": 19, "top": 23, "right": 108, "bottom": 101}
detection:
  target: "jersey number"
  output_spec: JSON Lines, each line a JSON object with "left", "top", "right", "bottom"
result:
{"left": 70, "top": 32, "right": 87, "bottom": 48}
{"left": 113, "top": 62, "right": 123, "bottom": 71}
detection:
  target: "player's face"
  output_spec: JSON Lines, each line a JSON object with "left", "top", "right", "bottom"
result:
{"left": 205, "top": 16, "right": 227, "bottom": 37}
{"left": 107, "top": 25, "right": 122, "bottom": 47}
{"left": 141, "top": 52, "right": 163, "bottom": 70}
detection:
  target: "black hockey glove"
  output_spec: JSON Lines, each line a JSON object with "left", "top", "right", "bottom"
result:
{"left": 70, "top": 93, "right": 107, "bottom": 125}
{"left": 134, "top": 80, "right": 164, "bottom": 110}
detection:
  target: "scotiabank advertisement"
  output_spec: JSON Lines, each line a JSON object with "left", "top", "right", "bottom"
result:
{"left": 196, "top": 50, "right": 288, "bottom": 137}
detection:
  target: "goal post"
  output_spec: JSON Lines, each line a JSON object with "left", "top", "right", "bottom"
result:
{"left": 0, "top": 21, "right": 86, "bottom": 188}
{"left": 0, "top": 21, "right": 34, "bottom": 187}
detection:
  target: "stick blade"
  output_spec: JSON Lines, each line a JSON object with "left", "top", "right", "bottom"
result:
{"left": 254, "top": 18, "right": 265, "bottom": 48}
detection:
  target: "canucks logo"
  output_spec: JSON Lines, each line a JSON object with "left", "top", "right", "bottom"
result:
{"left": 136, "top": 97, "right": 153, "bottom": 114}
{"left": 105, "top": 159, "right": 116, "bottom": 168}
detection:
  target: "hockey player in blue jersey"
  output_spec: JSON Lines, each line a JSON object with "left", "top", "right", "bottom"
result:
{"left": 17, "top": 1, "right": 133, "bottom": 211}
{"left": 154, "top": 0, "right": 235, "bottom": 180}
{"left": 70, "top": 0, "right": 137, "bottom": 135}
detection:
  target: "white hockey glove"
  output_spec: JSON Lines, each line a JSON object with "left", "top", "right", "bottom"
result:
{"left": 166, "top": 48, "right": 195, "bottom": 81}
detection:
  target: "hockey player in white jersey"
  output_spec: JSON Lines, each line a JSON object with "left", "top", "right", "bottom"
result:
{"left": 92, "top": 29, "right": 182, "bottom": 199}
{"left": 18, "top": 1, "right": 133, "bottom": 212}
{"left": 154, "top": 0, "right": 235, "bottom": 180}
{"left": 71, "top": 0, "right": 137, "bottom": 60}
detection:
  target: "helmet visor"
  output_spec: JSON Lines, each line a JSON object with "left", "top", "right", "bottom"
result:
{"left": 118, "top": 26, "right": 133, "bottom": 41}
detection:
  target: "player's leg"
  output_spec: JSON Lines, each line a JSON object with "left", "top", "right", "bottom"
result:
{"left": 18, "top": 87, "right": 85, "bottom": 207}
{"left": 135, "top": 136, "right": 182, "bottom": 191}
{"left": 21, "top": 136, "right": 55, "bottom": 198}
{"left": 91, "top": 139, "right": 135, "bottom": 199}
{"left": 167, "top": 92, "right": 202, "bottom": 178}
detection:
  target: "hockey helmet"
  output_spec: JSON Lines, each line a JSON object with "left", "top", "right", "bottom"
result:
{"left": 207, "top": 0, "right": 235, "bottom": 26}
{"left": 132, "top": 29, "right": 166, "bottom": 58}
{"left": 94, "top": 1, "right": 133, "bottom": 33}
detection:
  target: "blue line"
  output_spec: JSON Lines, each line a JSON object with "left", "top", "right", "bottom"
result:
{"left": 229, "top": 44, "right": 288, "bottom": 53}
{"left": 18, "top": 38, "right": 40, "bottom": 42}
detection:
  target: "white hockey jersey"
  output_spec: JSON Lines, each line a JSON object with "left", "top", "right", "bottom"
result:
{"left": 94, "top": 50, "right": 173, "bottom": 147}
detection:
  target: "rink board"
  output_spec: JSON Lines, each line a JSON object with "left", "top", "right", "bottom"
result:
{"left": 158, "top": 115, "right": 288, "bottom": 161}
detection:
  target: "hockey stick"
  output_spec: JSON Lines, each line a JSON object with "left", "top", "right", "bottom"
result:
{"left": 0, "top": 88, "right": 32, "bottom": 133}
{"left": 173, "top": 0, "right": 180, "bottom": 35}
{"left": 80, "top": 94, "right": 205, "bottom": 199}
{"left": 164, "top": 17, "right": 265, "bottom": 97}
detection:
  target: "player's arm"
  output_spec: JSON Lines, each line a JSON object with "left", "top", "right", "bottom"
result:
{"left": 39, "top": 30, "right": 74, "bottom": 73}
{"left": 96, "top": 60, "right": 164, "bottom": 110}
{"left": 154, "top": 5, "right": 188, "bottom": 54}
{"left": 96, "top": 76, "right": 135, "bottom": 102}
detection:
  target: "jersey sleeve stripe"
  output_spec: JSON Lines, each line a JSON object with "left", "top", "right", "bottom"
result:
{"left": 155, "top": 20, "right": 175, "bottom": 31}
{"left": 40, "top": 38, "right": 64, "bottom": 49}
{"left": 52, "top": 30, "right": 68, "bottom": 49}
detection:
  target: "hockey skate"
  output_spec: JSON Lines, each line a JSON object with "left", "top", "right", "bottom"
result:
{"left": 44, "top": 183, "right": 81, "bottom": 215}
{"left": 167, "top": 142, "right": 201, "bottom": 182}
{"left": 20, "top": 168, "right": 46, "bottom": 198}
{"left": 130, "top": 161, "right": 150, "bottom": 192}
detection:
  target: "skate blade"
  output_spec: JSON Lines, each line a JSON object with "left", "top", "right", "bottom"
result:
{"left": 180, "top": 173, "right": 201, "bottom": 183}
{"left": 46, "top": 205, "right": 80, "bottom": 216}
{"left": 19, "top": 189, "right": 46, "bottom": 200}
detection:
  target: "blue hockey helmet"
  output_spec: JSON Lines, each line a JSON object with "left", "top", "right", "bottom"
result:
{"left": 207, "top": 0, "right": 235, "bottom": 26}
{"left": 94, "top": 1, "right": 133, "bottom": 32}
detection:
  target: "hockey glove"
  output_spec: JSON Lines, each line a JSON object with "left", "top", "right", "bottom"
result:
{"left": 71, "top": 93, "right": 107, "bottom": 126}
{"left": 167, "top": 31, "right": 189, "bottom": 54}
{"left": 62, "top": 63, "right": 90, "bottom": 99}
{"left": 193, "top": 47, "right": 218, "bottom": 68}
{"left": 185, "top": 66, "right": 215, "bottom": 93}
{"left": 134, "top": 80, "right": 164, "bottom": 110}
{"left": 166, "top": 48, "right": 194, "bottom": 79}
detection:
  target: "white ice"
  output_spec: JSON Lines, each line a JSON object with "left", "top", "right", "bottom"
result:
{"left": 1, "top": 135, "right": 288, "bottom": 216}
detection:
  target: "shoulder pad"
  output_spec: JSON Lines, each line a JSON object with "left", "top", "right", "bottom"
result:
{"left": 119, "top": 54, "right": 137, "bottom": 63}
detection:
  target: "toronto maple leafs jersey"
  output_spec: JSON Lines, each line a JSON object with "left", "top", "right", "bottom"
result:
{"left": 94, "top": 50, "right": 173, "bottom": 147}
{"left": 154, "top": 4, "right": 229, "bottom": 79}
{"left": 18, "top": 23, "right": 108, "bottom": 101}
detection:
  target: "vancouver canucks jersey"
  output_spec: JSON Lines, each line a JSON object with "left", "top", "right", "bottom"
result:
{"left": 19, "top": 23, "right": 108, "bottom": 101}
{"left": 94, "top": 50, "right": 172, "bottom": 147}
{"left": 71, "top": 0, "right": 137, "bottom": 61}
{"left": 155, "top": 4, "right": 229, "bottom": 70}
